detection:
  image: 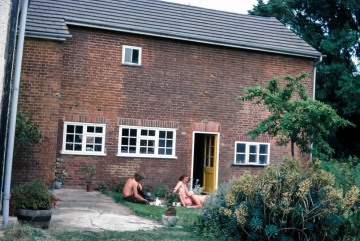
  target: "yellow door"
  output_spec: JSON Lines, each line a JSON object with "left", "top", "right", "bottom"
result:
{"left": 203, "top": 135, "right": 217, "bottom": 193}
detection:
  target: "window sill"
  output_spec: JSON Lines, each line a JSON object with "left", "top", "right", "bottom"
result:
{"left": 121, "top": 63, "right": 141, "bottom": 67}
{"left": 60, "top": 151, "right": 106, "bottom": 156}
{"left": 231, "top": 164, "right": 267, "bottom": 167}
{"left": 117, "top": 154, "right": 177, "bottom": 159}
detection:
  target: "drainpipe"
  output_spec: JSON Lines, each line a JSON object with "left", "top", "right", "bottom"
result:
{"left": 2, "top": 0, "right": 29, "bottom": 226}
{"left": 309, "top": 55, "right": 323, "bottom": 160}
{"left": 313, "top": 55, "right": 323, "bottom": 100}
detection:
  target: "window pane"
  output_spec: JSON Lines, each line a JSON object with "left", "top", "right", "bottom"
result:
{"left": 86, "top": 136, "right": 94, "bottom": 144}
{"left": 95, "top": 127, "right": 103, "bottom": 133}
{"left": 159, "top": 131, "right": 166, "bottom": 138}
{"left": 237, "top": 143, "right": 246, "bottom": 153}
{"left": 166, "top": 140, "right": 172, "bottom": 147}
{"left": 148, "top": 140, "right": 155, "bottom": 147}
{"left": 140, "top": 147, "right": 146, "bottom": 153}
{"left": 167, "top": 132, "right": 173, "bottom": 139}
{"left": 125, "top": 48, "right": 132, "bottom": 63}
{"left": 75, "top": 126, "right": 83, "bottom": 133}
{"left": 148, "top": 148, "right": 154, "bottom": 154}
{"left": 132, "top": 49, "right": 139, "bottom": 64}
{"left": 66, "top": 144, "right": 73, "bottom": 150}
{"left": 95, "top": 137, "right": 102, "bottom": 144}
{"left": 140, "top": 140, "right": 147, "bottom": 146}
{"left": 149, "top": 130, "right": 155, "bottom": 136}
{"left": 75, "top": 144, "right": 82, "bottom": 151}
{"left": 236, "top": 154, "right": 245, "bottom": 163}
{"left": 122, "top": 138, "right": 128, "bottom": 145}
{"left": 249, "top": 145, "right": 257, "bottom": 154}
{"left": 67, "top": 125, "right": 74, "bottom": 133}
{"left": 130, "top": 138, "right": 136, "bottom": 145}
{"left": 141, "top": 130, "right": 147, "bottom": 136}
{"left": 260, "top": 144, "right": 268, "bottom": 154}
{"left": 122, "top": 128, "right": 129, "bottom": 136}
{"left": 86, "top": 145, "right": 93, "bottom": 151}
{"left": 130, "top": 129, "right": 137, "bottom": 136}
{"left": 129, "top": 146, "right": 136, "bottom": 153}
{"left": 159, "top": 140, "right": 165, "bottom": 147}
{"left": 94, "top": 145, "right": 101, "bottom": 152}
{"left": 66, "top": 134, "right": 74, "bottom": 142}
{"left": 75, "top": 135, "right": 82, "bottom": 142}
{"left": 249, "top": 154, "right": 256, "bottom": 162}
{"left": 87, "top": 126, "right": 94, "bottom": 133}
{"left": 121, "top": 146, "right": 128, "bottom": 153}
{"left": 210, "top": 157, "right": 213, "bottom": 167}
{"left": 259, "top": 155, "right": 268, "bottom": 164}
{"left": 166, "top": 149, "right": 172, "bottom": 155}
{"left": 159, "top": 148, "right": 165, "bottom": 154}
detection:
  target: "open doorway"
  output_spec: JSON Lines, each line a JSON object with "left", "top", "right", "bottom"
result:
{"left": 192, "top": 132, "right": 219, "bottom": 194}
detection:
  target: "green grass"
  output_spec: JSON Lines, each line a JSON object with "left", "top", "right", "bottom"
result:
{"left": 107, "top": 191, "right": 203, "bottom": 229}
{"left": 0, "top": 191, "right": 212, "bottom": 241}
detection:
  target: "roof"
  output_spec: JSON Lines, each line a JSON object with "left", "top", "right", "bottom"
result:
{"left": 25, "top": 0, "right": 322, "bottom": 59}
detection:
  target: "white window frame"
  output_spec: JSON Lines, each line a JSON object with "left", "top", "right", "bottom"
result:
{"left": 117, "top": 125, "right": 177, "bottom": 158}
{"left": 61, "top": 122, "right": 106, "bottom": 156}
{"left": 122, "top": 45, "right": 142, "bottom": 66}
{"left": 234, "top": 142, "right": 270, "bottom": 165}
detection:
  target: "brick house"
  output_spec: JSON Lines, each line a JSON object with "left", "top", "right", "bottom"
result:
{"left": 14, "top": 0, "right": 321, "bottom": 192}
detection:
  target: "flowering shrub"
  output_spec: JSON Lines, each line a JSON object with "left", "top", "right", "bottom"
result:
{"left": 11, "top": 180, "right": 55, "bottom": 210}
{"left": 195, "top": 158, "right": 359, "bottom": 240}
{"left": 96, "top": 178, "right": 126, "bottom": 193}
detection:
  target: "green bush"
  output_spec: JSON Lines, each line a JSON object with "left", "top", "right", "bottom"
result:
{"left": 11, "top": 180, "right": 55, "bottom": 210}
{"left": 96, "top": 178, "right": 126, "bottom": 193}
{"left": 195, "top": 158, "right": 359, "bottom": 240}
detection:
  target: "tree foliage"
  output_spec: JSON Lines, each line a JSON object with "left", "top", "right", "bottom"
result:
{"left": 249, "top": 0, "right": 360, "bottom": 158}
{"left": 239, "top": 73, "right": 354, "bottom": 157}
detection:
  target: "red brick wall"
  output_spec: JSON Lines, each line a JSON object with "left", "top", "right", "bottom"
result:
{"left": 14, "top": 39, "right": 63, "bottom": 186}
{"left": 16, "top": 26, "right": 314, "bottom": 189}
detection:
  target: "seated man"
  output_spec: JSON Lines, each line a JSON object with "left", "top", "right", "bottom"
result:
{"left": 173, "top": 174, "right": 206, "bottom": 208}
{"left": 123, "top": 171, "right": 152, "bottom": 204}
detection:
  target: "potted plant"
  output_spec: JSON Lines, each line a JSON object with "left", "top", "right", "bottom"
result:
{"left": 84, "top": 163, "right": 96, "bottom": 192}
{"left": 10, "top": 180, "right": 56, "bottom": 229}
{"left": 54, "top": 158, "right": 68, "bottom": 189}
{"left": 165, "top": 192, "right": 178, "bottom": 216}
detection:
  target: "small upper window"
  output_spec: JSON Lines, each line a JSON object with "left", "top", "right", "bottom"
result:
{"left": 62, "top": 122, "right": 106, "bottom": 155}
{"left": 234, "top": 142, "right": 269, "bottom": 165}
{"left": 122, "top": 45, "right": 142, "bottom": 66}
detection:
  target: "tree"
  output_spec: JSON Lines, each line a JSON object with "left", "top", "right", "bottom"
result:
{"left": 239, "top": 73, "right": 354, "bottom": 158}
{"left": 249, "top": 0, "right": 360, "bottom": 158}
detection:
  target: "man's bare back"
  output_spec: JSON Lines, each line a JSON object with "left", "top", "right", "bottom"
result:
{"left": 122, "top": 175, "right": 148, "bottom": 204}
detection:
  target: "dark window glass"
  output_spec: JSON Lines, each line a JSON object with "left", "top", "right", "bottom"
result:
{"left": 159, "top": 131, "right": 166, "bottom": 138}
{"left": 132, "top": 49, "right": 139, "bottom": 64}
{"left": 95, "top": 127, "right": 103, "bottom": 133}
{"left": 130, "top": 129, "right": 137, "bottom": 136}
{"left": 260, "top": 144, "right": 268, "bottom": 154}
{"left": 237, "top": 143, "right": 246, "bottom": 153}
{"left": 149, "top": 130, "right": 155, "bottom": 136}
{"left": 95, "top": 137, "right": 102, "bottom": 144}
{"left": 67, "top": 125, "right": 74, "bottom": 133}
{"left": 249, "top": 145, "right": 257, "bottom": 154}
{"left": 75, "top": 126, "right": 83, "bottom": 134}
{"left": 122, "top": 128, "right": 129, "bottom": 136}
{"left": 87, "top": 126, "right": 94, "bottom": 133}
{"left": 236, "top": 154, "right": 245, "bottom": 163}
{"left": 259, "top": 155, "right": 267, "bottom": 164}
{"left": 249, "top": 154, "right": 256, "bottom": 162}
{"left": 166, "top": 149, "right": 172, "bottom": 155}
{"left": 167, "top": 132, "right": 173, "bottom": 139}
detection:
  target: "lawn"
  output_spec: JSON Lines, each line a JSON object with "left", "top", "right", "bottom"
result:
{"left": 0, "top": 191, "right": 215, "bottom": 241}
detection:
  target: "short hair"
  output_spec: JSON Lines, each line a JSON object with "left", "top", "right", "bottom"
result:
{"left": 134, "top": 171, "right": 145, "bottom": 181}
{"left": 178, "top": 174, "right": 189, "bottom": 182}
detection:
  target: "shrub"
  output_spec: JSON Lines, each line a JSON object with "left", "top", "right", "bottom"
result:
{"left": 195, "top": 158, "right": 359, "bottom": 240}
{"left": 96, "top": 178, "right": 126, "bottom": 193}
{"left": 11, "top": 180, "right": 55, "bottom": 210}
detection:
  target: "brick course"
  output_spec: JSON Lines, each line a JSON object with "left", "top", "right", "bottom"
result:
{"left": 15, "top": 26, "right": 314, "bottom": 189}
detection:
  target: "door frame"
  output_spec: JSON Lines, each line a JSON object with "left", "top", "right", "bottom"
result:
{"left": 190, "top": 131, "right": 220, "bottom": 192}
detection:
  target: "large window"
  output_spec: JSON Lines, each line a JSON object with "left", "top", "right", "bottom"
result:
{"left": 62, "top": 122, "right": 106, "bottom": 155}
{"left": 234, "top": 142, "right": 269, "bottom": 165}
{"left": 118, "top": 126, "right": 176, "bottom": 158}
{"left": 122, "top": 45, "right": 142, "bottom": 66}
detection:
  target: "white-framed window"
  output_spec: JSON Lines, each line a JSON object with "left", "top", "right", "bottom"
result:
{"left": 122, "top": 45, "right": 142, "bottom": 66}
{"left": 234, "top": 142, "right": 270, "bottom": 165}
{"left": 62, "top": 122, "right": 106, "bottom": 155}
{"left": 118, "top": 126, "right": 176, "bottom": 158}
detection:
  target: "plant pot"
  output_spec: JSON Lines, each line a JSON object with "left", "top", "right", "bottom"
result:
{"left": 86, "top": 184, "right": 94, "bottom": 192}
{"left": 165, "top": 209, "right": 177, "bottom": 216}
{"left": 15, "top": 209, "right": 52, "bottom": 229}
{"left": 53, "top": 181, "right": 62, "bottom": 189}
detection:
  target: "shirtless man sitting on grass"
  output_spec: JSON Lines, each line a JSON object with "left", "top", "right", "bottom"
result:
{"left": 122, "top": 171, "right": 149, "bottom": 205}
